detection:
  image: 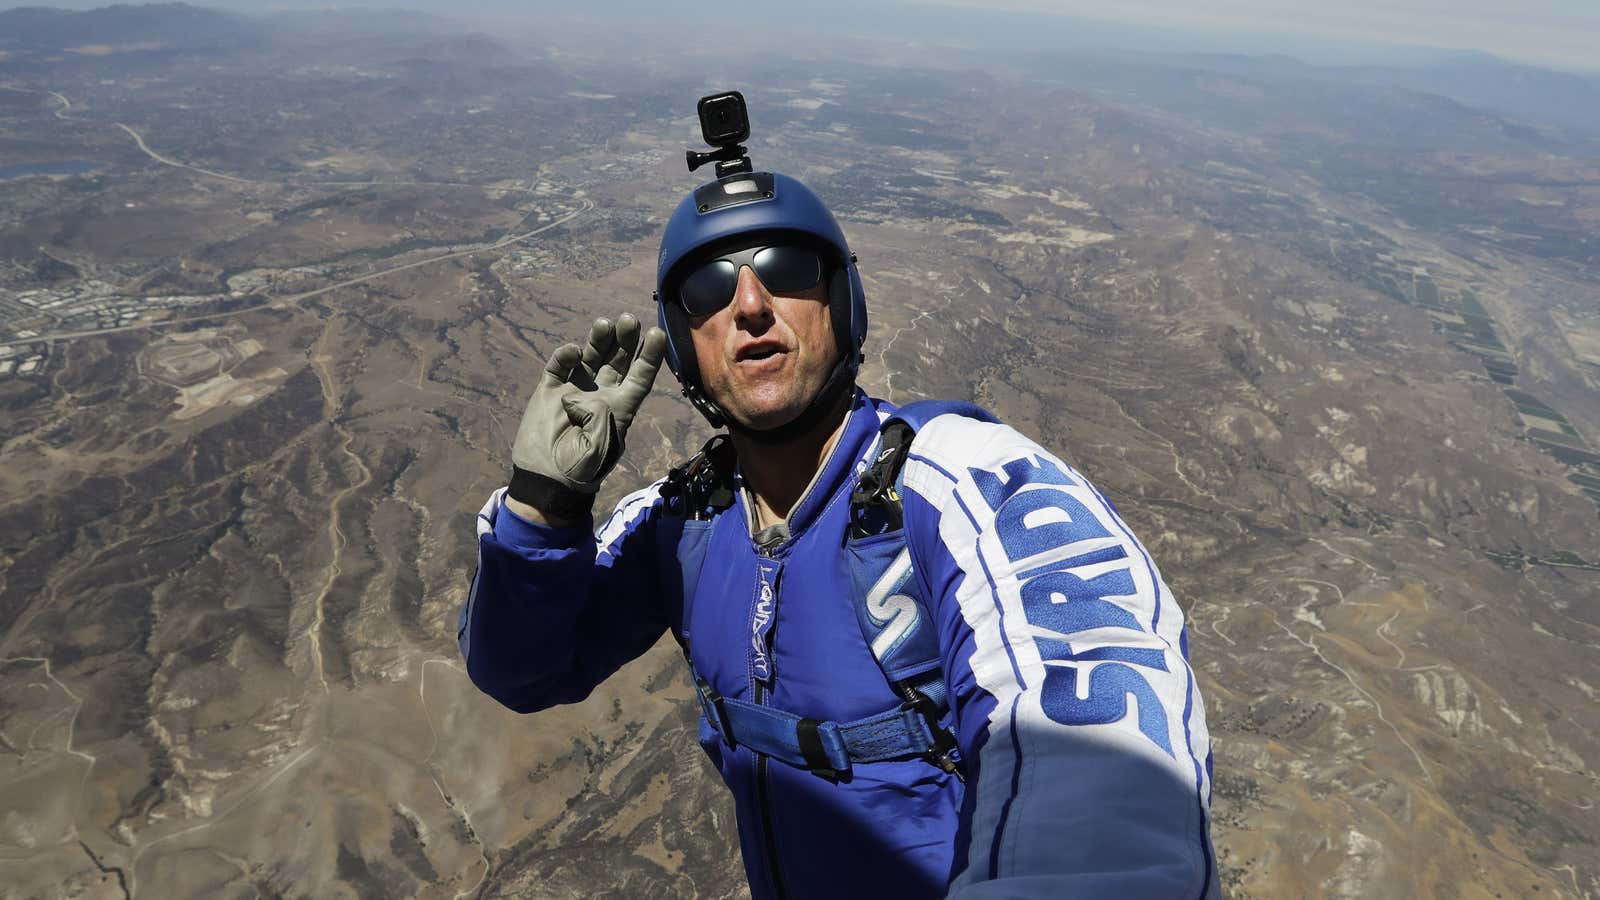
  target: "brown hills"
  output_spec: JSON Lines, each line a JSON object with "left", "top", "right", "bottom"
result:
{"left": 1, "top": 7, "right": 1597, "bottom": 899}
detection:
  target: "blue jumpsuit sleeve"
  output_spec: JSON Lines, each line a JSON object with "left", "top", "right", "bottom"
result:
{"left": 458, "top": 482, "right": 675, "bottom": 713}
{"left": 898, "top": 417, "right": 1220, "bottom": 899}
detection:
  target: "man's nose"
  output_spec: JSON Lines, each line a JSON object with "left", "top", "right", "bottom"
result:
{"left": 730, "top": 265, "right": 775, "bottom": 324}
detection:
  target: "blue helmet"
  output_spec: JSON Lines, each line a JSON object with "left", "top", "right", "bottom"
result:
{"left": 655, "top": 170, "right": 867, "bottom": 431}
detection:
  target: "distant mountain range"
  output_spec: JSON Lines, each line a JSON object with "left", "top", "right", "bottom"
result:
{"left": 4, "top": 2, "right": 1597, "bottom": 139}
{"left": 1169, "top": 49, "right": 1600, "bottom": 140}
{"left": 0, "top": 3, "right": 243, "bottom": 49}
{"left": 0, "top": 2, "right": 525, "bottom": 68}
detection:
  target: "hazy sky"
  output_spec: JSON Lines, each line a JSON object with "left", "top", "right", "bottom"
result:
{"left": 932, "top": 0, "right": 1600, "bottom": 71}
{"left": 11, "top": 0, "right": 1600, "bottom": 72}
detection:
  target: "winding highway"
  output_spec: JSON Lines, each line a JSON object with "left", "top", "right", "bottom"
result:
{"left": 0, "top": 86, "right": 593, "bottom": 349}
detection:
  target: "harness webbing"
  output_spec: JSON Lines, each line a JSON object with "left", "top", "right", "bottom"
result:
{"left": 667, "top": 400, "right": 995, "bottom": 781}
{"left": 691, "top": 669, "right": 956, "bottom": 780}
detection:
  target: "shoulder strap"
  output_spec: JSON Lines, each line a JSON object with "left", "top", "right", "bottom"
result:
{"left": 662, "top": 434, "right": 736, "bottom": 660}
{"left": 850, "top": 400, "right": 999, "bottom": 538}
{"left": 838, "top": 400, "right": 1000, "bottom": 778}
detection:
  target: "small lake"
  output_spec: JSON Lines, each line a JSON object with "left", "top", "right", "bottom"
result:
{"left": 0, "top": 160, "right": 105, "bottom": 180}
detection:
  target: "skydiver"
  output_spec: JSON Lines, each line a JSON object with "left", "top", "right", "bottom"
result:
{"left": 459, "top": 92, "right": 1220, "bottom": 899}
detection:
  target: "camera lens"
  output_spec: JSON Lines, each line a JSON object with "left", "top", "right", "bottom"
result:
{"left": 698, "top": 92, "right": 749, "bottom": 146}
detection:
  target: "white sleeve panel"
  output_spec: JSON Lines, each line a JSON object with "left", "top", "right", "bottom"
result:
{"left": 902, "top": 414, "right": 1217, "bottom": 899}
{"left": 594, "top": 478, "right": 669, "bottom": 561}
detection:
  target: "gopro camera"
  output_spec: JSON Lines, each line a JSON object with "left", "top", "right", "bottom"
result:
{"left": 697, "top": 91, "right": 749, "bottom": 146}
{"left": 687, "top": 90, "right": 754, "bottom": 178}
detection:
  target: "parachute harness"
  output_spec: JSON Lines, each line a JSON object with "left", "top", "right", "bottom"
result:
{"left": 664, "top": 412, "right": 964, "bottom": 782}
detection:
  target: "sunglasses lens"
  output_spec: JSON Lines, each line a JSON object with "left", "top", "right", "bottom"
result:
{"left": 754, "top": 246, "right": 824, "bottom": 293}
{"left": 679, "top": 260, "right": 738, "bottom": 316}
{"left": 675, "top": 245, "right": 828, "bottom": 316}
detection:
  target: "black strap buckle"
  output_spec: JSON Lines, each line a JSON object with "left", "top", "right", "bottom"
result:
{"left": 903, "top": 692, "right": 964, "bottom": 782}
{"left": 849, "top": 422, "right": 914, "bottom": 538}
{"left": 695, "top": 678, "right": 736, "bottom": 748}
{"left": 796, "top": 718, "right": 842, "bottom": 781}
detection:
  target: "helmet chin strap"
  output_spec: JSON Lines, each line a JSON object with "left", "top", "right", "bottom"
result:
{"left": 724, "top": 354, "right": 858, "bottom": 445}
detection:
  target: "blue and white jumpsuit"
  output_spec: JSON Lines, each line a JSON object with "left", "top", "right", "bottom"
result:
{"left": 460, "top": 390, "right": 1220, "bottom": 899}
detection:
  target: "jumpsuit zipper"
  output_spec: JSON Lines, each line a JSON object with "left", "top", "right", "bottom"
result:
{"left": 752, "top": 540, "right": 789, "bottom": 900}
{"left": 754, "top": 680, "right": 789, "bottom": 900}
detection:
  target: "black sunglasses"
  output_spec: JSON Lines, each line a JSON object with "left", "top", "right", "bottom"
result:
{"left": 675, "top": 244, "right": 827, "bottom": 317}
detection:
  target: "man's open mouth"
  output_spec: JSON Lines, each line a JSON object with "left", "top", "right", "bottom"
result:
{"left": 737, "top": 343, "right": 785, "bottom": 362}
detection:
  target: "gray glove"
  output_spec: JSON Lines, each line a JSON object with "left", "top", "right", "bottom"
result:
{"left": 511, "top": 313, "right": 668, "bottom": 494}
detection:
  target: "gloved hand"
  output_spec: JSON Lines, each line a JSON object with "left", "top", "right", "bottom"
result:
{"left": 511, "top": 313, "right": 668, "bottom": 496}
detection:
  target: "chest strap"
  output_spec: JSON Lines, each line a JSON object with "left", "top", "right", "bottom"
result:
{"left": 693, "top": 671, "right": 959, "bottom": 782}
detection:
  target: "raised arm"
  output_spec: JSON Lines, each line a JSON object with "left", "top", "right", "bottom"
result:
{"left": 901, "top": 415, "right": 1219, "bottom": 899}
{"left": 459, "top": 481, "right": 678, "bottom": 712}
{"left": 458, "top": 312, "right": 677, "bottom": 712}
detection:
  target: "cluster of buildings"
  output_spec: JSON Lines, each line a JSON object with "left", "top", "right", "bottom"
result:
{"left": 0, "top": 280, "right": 225, "bottom": 372}
{"left": 3, "top": 279, "right": 146, "bottom": 337}
{"left": 0, "top": 343, "right": 47, "bottom": 377}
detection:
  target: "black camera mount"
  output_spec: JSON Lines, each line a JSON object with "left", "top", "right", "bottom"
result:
{"left": 686, "top": 144, "right": 753, "bottom": 178}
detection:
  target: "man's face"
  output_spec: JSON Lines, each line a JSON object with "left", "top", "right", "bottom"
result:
{"left": 687, "top": 262, "right": 839, "bottom": 431}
